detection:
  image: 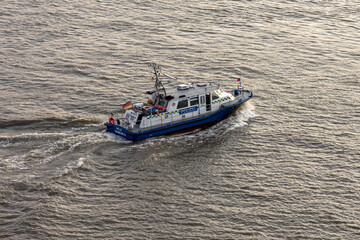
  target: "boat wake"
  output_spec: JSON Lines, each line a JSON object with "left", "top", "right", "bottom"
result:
{"left": 0, "top": 103, "right": 256, "bottom": 180}
{"left": 0, "top": 119, "right": 117, "bottom": 180}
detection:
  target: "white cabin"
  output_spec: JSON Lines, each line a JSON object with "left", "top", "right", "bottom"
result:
{"left": 123, "top": 82, "right": 235, "bottom": 131}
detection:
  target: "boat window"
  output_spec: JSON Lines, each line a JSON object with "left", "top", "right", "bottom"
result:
{"left": 212, "top": 92, "right": 219, "bottom": 100}
{"left": 190, "top": 97, "right": 199, "bottom": 106}
{"left": 177, "top": 99, "right": 188, "bottom": 109}
{"left": 200, "top": 95, "right": 205, "bottom": 104}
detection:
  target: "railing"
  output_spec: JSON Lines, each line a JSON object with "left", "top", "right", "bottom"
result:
{"left": 142, "top": 108, "right": 211, "bottom": 132}
{"left": 113, "top": 100, "right": 240, "bottom": 132}
{"left": 118, "top": 92, "right": 248, "bottom": 132}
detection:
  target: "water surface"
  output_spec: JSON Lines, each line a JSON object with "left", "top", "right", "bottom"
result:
{"left": 1, "top": 0, "right": 359, "bottom": 239}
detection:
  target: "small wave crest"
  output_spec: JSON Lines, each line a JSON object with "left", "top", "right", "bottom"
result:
{"left": 0, "top": 117, "right": 101, "bottom": 129}
{"left": 59, "top": 156, "right": 86, "bottom": 176}
{"left": 0, "top": 132, "right": 69, "bottom": 146}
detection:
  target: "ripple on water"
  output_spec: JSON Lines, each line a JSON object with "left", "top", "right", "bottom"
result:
{"left": 1, "top": 0, "right": 360, "bottom": 239}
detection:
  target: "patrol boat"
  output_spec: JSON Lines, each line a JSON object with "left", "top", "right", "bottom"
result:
{"left": 105, "top": 63, "right": 252, "bottom": 141}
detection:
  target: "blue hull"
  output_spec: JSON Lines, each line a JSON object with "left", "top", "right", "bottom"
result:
{"left": 105, "top": 91, "right": 252, "bottom": 141}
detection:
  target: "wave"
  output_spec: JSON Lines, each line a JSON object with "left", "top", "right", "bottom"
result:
{"left": 0, "top": 117, "right": 101, "bottom": 129}
{"left": 60, "top": 156, "right": 86, "bottom": 176}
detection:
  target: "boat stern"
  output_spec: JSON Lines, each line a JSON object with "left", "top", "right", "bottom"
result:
{"left": 105, "top": 122, "right": 137, "bottom": 140}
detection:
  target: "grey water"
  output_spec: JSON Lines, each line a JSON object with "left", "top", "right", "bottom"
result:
{"left": 1, "top": 0, "right": 360, "bottom": 239}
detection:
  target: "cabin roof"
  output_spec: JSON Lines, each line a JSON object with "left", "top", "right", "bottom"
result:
{"left": 166, "top": 82, "right": 220, "bottom": 100}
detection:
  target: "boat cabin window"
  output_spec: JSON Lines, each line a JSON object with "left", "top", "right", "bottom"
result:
{"left": 212, "top": 92, "right": 219, "bottom": 101}
{"left": 190, "top": 97, "right": 199, "bottom": 106}
{"left": 177, "top": 99, "right": 188, "bottom": 109}
{"left": 200, "top": 95, "right": 205, "bottom": 104}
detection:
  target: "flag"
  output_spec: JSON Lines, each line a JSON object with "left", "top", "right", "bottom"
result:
{"left": 123, "top": 101, "right": 132, "bottom": 110}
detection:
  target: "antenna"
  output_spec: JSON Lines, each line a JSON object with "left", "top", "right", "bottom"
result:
{"left": 150, "top": 62, "right": 167, "bottom": 96}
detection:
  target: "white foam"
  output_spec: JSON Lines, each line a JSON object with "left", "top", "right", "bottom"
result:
{"left": 60, "top": 156, "right": 86, "bottom": 176}
{"left": 2, "top": 155, "right": 28, "bottom": 169}
{"left": 227, "top": 101, "right": 257, "bottom": 131}
{"left": 104, "top": 131, "right": 132, "bottom": 144}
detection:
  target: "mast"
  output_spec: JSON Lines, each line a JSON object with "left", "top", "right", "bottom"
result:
{"left": 150, "top": 62, "right": 166, "bottom": 96}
